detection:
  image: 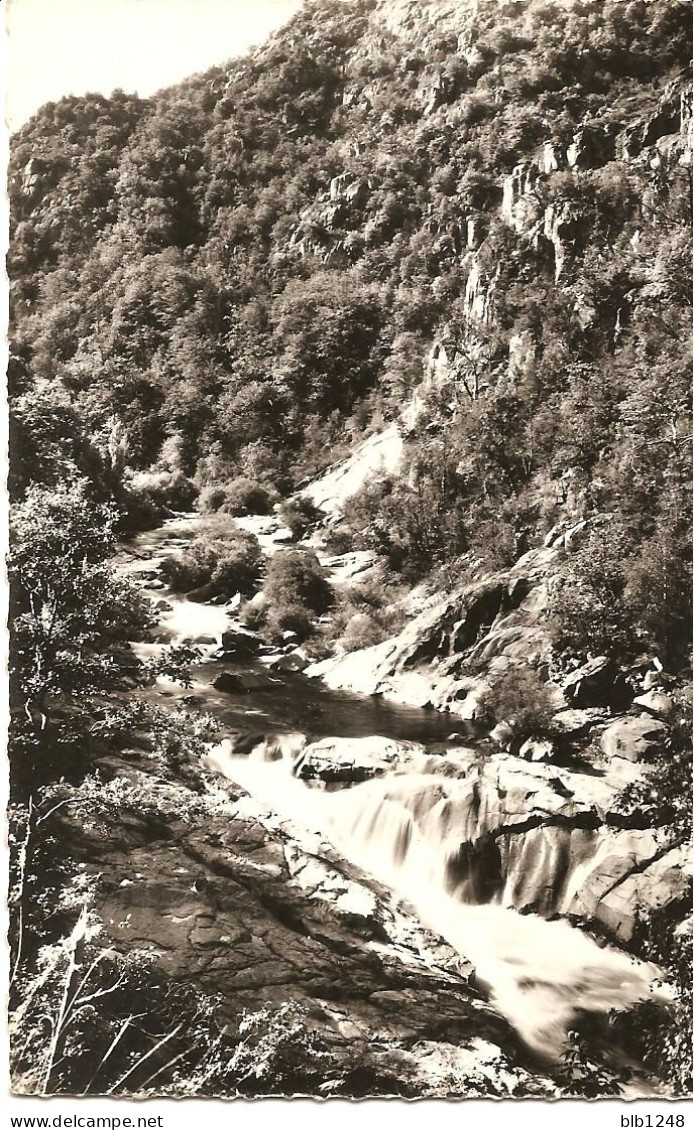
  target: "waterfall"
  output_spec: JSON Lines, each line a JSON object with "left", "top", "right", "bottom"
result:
{"left": 204, "top": 736, "right": 671, "bottom": 1059}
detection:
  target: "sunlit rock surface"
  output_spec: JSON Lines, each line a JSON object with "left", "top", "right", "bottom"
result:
{"left": 57, "top": 748, "right": 554, "bottom": 1097}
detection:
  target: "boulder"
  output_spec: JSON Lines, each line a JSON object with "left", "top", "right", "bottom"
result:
{"left": 297, "top": 735, "right": 427, "bottom": 783}
{"left": 594, "top": 845, "right": 691, "bottom": 940}
{"left": 561, "top": 656, "right": 630, "bottom": 708}
{"left": 553, "top": 707, "right": 608, "bottom": 738}
{"left": 518, "top": 738, "right": 556, "bottom": 763}
{"left": 219, "top": 628, "right": 261, "bottom": 660}
{"left": 269, "top": 649, "right": 309, "bottom": 674}
{"left": 566, "top": 835, "right": 689, "bottom": 941}
{"left": 599, "top": 714, "right": 668, "bottom": 762}
{"left": 211, "top": 672, "right": 249, "bottom": 695}
{"left": 185, "top": 582, "right": 220, "bottom": 602}
{"left": 565, "top": 123, "right": 615, "bottom": 170}
{"left": 632, "top": 691, "right": 675, "bottom": 719}
{"left": 239, "top": 671, "right": 282, "bottom": 693}
{"left": 212, "top": 671, "right": 280, "bottom": 695}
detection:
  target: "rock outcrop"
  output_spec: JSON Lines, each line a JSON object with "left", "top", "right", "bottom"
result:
{"left": 308, "top": 546, "right": 556, "bottom": 714}
{"left": 302, "top": 423, "right": 404, "bottom": 515}
{"left": 501, "top": 162, "right": 541, "bottom": 234}
{"left": 56, "top": 749, "right": 551, "bottom": 1097}
{"left": 599, "top": 714, "right": 669, "bottom": 763}
{"left": 282, "top": 738, "right": 688, "bottom": 944}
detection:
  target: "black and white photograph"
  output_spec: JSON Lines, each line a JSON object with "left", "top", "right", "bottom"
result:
{"left": 5, "top": 0, "right": 693, "bottom": 1105}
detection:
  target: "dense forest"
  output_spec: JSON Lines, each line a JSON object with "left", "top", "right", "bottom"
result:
{"left": 9, "top": 0, "right": 692, "bottom": 633}
{"left": 7, "top": 0, "right": 692, "bottom": 1099}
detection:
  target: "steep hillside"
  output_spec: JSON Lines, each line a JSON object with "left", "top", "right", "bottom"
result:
{"left": 7, "top": 0, "right": 692, "bottom": 1101}
{"left": 9, "top": 0, "right": 692, "bottom": 654}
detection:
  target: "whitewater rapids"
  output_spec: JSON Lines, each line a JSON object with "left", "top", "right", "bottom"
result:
{"left": 204, "top": 738, "right": 671, "bottom": 1059}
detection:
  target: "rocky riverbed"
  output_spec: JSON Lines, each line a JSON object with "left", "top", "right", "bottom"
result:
{"left": 94, "top": 512, "right": 690, "bottom": 1096}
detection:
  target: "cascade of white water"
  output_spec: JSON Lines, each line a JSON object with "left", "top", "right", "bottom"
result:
{"left": 205, "top": 737, "right": 671, "bottom": 1058}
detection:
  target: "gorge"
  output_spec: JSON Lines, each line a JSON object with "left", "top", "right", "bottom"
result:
{"left": 95, "top": 509, "right": 682, "bottom": 1092}
{"left": 8, "top": 0, "right": 691, "bottom": 1102}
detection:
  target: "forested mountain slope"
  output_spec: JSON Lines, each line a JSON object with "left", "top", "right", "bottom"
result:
{"left": 10, "top": 1, "right": 691, "bottom": 552}
{"left": 7, "top": 0, "right": 692, "bottom": 1099}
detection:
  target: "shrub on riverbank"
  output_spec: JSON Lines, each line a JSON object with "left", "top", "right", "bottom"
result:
{"left": 327, "top": 578, "right": 407, "bottom": 653}
{"left": 118, "top": 470, "right": 199, "bottom": 532}
{"left": 477, "top": 666, "right": 557, "bottom": 745}
{"left": 129, "top": 469, "right": 198, "bottom": 514}
{"left": 277, "top": 497, "right": 325, "bottom": 541}
{"left": 246, "top": 549, "right": 333, "bottom": 643}
{"left": 161, "top": 517, "right": 262, "bottom": 598}
{"left": 199, "top": 478, "right": 277, "bottom": 517}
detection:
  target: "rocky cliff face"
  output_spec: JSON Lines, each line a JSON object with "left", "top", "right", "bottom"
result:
{"left": 301, "top": 529, "right": 688, "bottom": 947}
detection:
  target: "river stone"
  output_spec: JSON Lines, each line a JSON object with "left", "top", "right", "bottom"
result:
{"left": 220, "top": 629, "right": 261, "bottom": 659}
{"left": 599, "top": 714, "right": 668, "bottom": 762}
{"left": 297, "top": 736, "right": 427, "bottom": 783}
{"left": 269, "top": 649, "right": 309, "bottom": 674}
{"left": 212, "top": 672, "right": 249, "bottom": 694}
{"left": 632, "top": 691, "right": 675, "bottom": 719}
{"left": 137, "top": 568, "right": 163, "bottom": 582}
{"left": 189, "top": 582, "right": 225, "bottom": 602}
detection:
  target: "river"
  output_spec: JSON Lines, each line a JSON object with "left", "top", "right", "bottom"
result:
{"left": 120, "top": 514, "right": 671, "bottom": 1077}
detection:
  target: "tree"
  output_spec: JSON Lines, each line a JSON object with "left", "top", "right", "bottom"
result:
{"left": 9, "top": 482, "right": 154, "bottom": 790}
{"left": 8, "top": 480, "right": 155, "bottom": 985}
{"left": 272, "top": 272, "right": 385, "bottom": 418}
{"left": 548, "top": 519, "right": 692, "bottom": 671}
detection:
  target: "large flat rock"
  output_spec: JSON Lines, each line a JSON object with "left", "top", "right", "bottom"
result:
{"left": 56, "top": 751, "right": 546, "bottom": 1097}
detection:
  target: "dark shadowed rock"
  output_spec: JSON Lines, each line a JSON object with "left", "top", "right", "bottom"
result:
{"left": 212, "top": 672, "right": 249, "bottom": 694}
{"left": 561, "top": 657, "right": 631, "bottom": 709}
{"left": 220, "top": 628, "right": 261, "bottom": 659}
